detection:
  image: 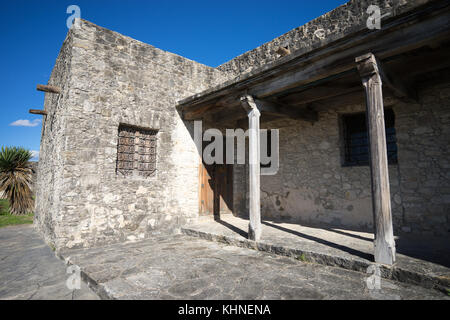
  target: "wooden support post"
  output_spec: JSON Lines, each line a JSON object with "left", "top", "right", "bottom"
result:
{"left": 29, "top": 109, "right": 47, "bottom": 116}
{"left": 240, "top": 95, "right": 262, "bottom": 241}
{"left": 356, "top": 53, "right": 396, "bottom": 265}
{"left": 36, "top": 84, "right": 61, "bottom": 94}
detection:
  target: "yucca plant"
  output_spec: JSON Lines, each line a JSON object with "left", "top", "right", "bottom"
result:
{"left": 0, "top": 146, "right": 34, "bottom": 215}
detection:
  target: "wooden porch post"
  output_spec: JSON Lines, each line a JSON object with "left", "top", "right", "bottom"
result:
{"left": 240, "top": 95, "right": 262, "bottom": 241}
{"left": 356, "top": 53, "right": 396, "bottom": 265}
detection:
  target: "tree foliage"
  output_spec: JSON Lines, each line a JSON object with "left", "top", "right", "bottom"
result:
{"left": 0, "top": 146, "right": 34, "bottom": 215}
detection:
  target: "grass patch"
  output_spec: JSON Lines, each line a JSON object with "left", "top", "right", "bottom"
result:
{"left": 0, "top": 199, "right": 34, "bottom": 228}
{"left": 296, "top": 253, "right": 308, "bottom": 262}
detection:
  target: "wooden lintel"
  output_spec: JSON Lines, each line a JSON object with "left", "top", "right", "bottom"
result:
{"left": 356, "top": 53, "right": 417, "bottom": 102}
{"left": 183, "top": 104, "right": 217, "bottom": 120}
{"left": 182, "top": 95, "right": 241, "bottom": 120}
{"left": 211, "top": 109, "right": 246, "bottom": 124}
{"left": 29, "top": 109, "right": 48, "bottom": 116}
{"left": 37, "top": 84, "right": 61, "bottom": 94}
{"left": 380, "top": 66, "right": 418, "bottom": 102}
{"left": 280, "top": 85, "right": 362, "bottom": 106}
{"left": 255, "top": 99, "right": 318, "bottom": 123}
{"left": 178, "top": 8, "right": 449, "bottom": 110}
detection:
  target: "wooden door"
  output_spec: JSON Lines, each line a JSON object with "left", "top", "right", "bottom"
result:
{"left": 199, "top": 141, "right": 233, "bottom": 217}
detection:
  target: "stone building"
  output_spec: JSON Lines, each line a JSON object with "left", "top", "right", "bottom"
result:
{"left": 34, "top": 0, "right": 449, "bottom": 264}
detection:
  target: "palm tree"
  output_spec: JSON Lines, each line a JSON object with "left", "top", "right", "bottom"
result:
{"left": 0, "top": 146, "right": 34, "bottom": 215}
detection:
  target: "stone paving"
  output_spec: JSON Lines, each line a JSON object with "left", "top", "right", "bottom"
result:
{"left": 1, "top": 224, "right": 448, "bottom": 300}
{"left": 60, "top": 232, "right": 449, "bottom": 300}
{"left": 0, "top": 225, "right": 98, "bottom": 300}
{"left": 182, "top": 216, "right": 450, "bottom": 290}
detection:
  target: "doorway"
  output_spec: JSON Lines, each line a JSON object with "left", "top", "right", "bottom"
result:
{"left": 198, "top": 140, "right": 233, "bottom": 218}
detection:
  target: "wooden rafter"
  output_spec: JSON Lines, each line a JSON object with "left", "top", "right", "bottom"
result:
{"left": 36, "top": 84, "right": 61, "bottom": 94}
{"left": 29, "top": 109, "right": 47, "bottom": 116}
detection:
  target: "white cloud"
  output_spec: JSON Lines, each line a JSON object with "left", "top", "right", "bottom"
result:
{"left": 10, "top": 119, "right": 42, "bottom": 127}
{"left": 31, "top": 150, "right": 39, "bottom": 161}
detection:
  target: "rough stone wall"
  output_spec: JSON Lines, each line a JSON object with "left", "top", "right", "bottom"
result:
{"left": 35, "top": 0, "right": 449, "bottom": 248}
{"left": 257, "top": 104, "right": 401, "bottom": 233}
{"left": 232, "top": 84, "right": 450, "bottom": 236}
{"left": 217, "top": 0, "right": 436, "bottom": 78}
{"left": 28, "top": 161, "right": 38, "bottom": 194}
{"left": 35, "top": 29, "right": 75, "bottom": 245}
{"left": 36, "top": 19, "right": 228, "bottom": 249}
{"left": 394, "top": 83, "right": 450, "bottom": 236}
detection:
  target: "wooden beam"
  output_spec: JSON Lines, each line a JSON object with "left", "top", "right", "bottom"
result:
{"left": 183, "top": 104, "right": 217, "bottom": 120}
{"left": 236, "top": 114, "right": 284, "bottom": 129}
{"left": 356, "top": 53, "right": 396, "bottom": 266}
{"left": 36, "top": 84, "right": 61, "bottom": 94}
{"left": 378, "top": 63, "right": 418, "bottom": 102}
{"left": 211, "top": 108, "right": 246, "bottom": 124}
{"left": 280, "top": 85, "right": 362, "bottom": 106}
{"left": 182, "top": 94, "right": 242, "bottom": 120}
{"left": 240, "top": 95, "right": 262, "bottom": 241}
{"left": 249, "top": 9, "right": 450, "bottom": 99}
{"left": 178, "top": 6, "right": 450, "bottom": 111}
{"left": 256, "top": 99, "right": 318, "bottom": 123}
{"left": 29, "top": 109, "right": 47, "bottom": 116}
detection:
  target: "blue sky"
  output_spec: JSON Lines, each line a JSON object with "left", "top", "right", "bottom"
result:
{"left": 0, "top": 0, "right": 347, "bottom": 161}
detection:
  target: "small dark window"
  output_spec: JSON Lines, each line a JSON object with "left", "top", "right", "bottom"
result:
{"left": 342, "top": 109, "right": 397, "bottom": 166}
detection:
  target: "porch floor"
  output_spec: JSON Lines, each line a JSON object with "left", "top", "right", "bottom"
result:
{"left": 182, "top": 215, "right": 450, "bottom": 291}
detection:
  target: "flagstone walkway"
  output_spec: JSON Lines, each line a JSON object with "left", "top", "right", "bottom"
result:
{"left": 182, "top": 215, "right": 450, "bottom": 290}
{"left": 0, "top": 225, "right": 98, "bottom": 300}
{"left": 1, "top": 224, "right": 448, "bottom": 300}
{"left": 60, "top": 232, "right": 448, "bottom": 300}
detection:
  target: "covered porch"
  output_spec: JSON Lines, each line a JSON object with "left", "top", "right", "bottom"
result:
{"left": 177, "top": 1, "right": 450, "bottom": 266}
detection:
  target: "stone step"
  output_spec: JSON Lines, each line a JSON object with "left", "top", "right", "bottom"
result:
{"left": 181, "top": 226, "right": 450, "bottom": 294}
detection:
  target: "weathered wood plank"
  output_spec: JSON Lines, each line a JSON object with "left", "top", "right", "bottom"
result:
{"left": 178, "top": 7, "right": 449, "bottom": 112}
{"left": 29, "top": 109, "right": 48, "bottom": 115}
{"left": 36, "top": 84, "right": 61, "bottom": 94}
{"left": 183, "top": 104, "right": 217, "bottom": 120}
{"left": 280, "top": 85, "right": 362, "bottom": 106}
{"left": 378, "top": 65, "right": 418, "bottom": 102}
{"left": 356, "top": 53, "right": 396, "bottom": 265}
{"left": 250, "top": 11, "right": 450, "bottom": 99}
{"left": 256, "top": 99, "right": 318, "bottom": 122}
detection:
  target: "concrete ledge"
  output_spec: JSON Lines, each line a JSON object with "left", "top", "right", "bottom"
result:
{"left": 181, "top": 226, "right": 450, "bottom": 294}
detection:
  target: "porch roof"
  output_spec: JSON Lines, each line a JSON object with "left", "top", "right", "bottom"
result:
{"left": 177, "top": 0, "right": 450, "bottom": 127}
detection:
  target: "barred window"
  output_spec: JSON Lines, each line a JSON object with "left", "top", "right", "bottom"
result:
{"left": 116, "top": 124, "right": 157, "bottom": 178}
{"left": 342, "top": 109, "right": 397, "bottom": 166}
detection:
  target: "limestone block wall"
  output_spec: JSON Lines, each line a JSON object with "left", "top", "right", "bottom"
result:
{"left": 257, "top": 103, "right": 402, "bottom": 232}
{"left": 35, "top": 29, "right": 74, "bottom": 245}
{"left": 233, "top": 84, "right": 450, "bottom": 236}
{"left": 35, "top": 19, "right": 228, "bottom": 249}
{"left": 217, "top": 0, "right": 437, "bottom": 78}
{"left": 394, "top": 83, "right": 450, "bottom": 236}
